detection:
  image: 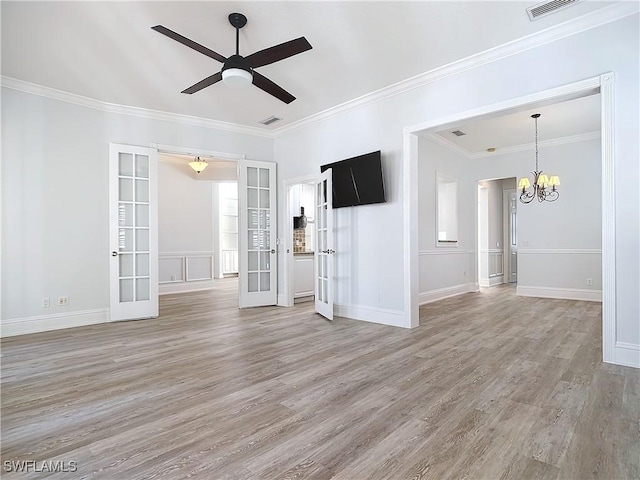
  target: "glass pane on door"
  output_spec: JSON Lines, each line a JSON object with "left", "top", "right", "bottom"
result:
{"left": 315, "top": 169, "right": 333, "bottom": 320}
{"left": 117, "top": 153, "right": 151, "bottom": 304}
{"left": 246, "top": 166, "right": 273, "bottom": 293}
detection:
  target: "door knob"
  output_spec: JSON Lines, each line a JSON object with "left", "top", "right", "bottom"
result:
{"left": 270, "top": 249, "right": 275, "bottom": 254}
{"left": 111, "top": 251, "right": 119, "bottom": 257}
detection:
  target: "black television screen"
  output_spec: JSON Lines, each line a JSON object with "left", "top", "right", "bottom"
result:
{"left": 320, "top": 151, "right": 386, "bottom": 208}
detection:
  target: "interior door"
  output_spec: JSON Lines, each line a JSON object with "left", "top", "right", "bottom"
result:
{"left": 238, "top": 160, "right": 277, "bottom": 308}
{"left": 109, "top": 143, "right": 158, "bottom": 321}
{"left": 315, "top": 168, "right": 334, "bottom": 320}
{"left": 507, "top": 189, "right": 518, "bottom": 283}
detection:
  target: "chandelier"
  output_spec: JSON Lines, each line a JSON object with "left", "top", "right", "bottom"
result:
{"left": 518, "top": 113, "right": 560, "bottom": 204}
{"left": 188, "top": 156, "right": 208, "bottom": 174}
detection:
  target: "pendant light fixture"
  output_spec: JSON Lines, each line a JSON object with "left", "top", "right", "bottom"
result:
{"left": 188, "top": 156, "right": 208, "bottom": 174}
{"left": 518, "top": 113, "right": 560, "bottom": 203}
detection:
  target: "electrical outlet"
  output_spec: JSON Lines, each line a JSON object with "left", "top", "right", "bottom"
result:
{"left": 171, "top": 275, "right": 177, "bottom": 281}
{"left": 42, "top": 297, "right": 50, "bottom": 308}
{"left": 586, "top": 278, "right": 593, "bottom": 286}
{"left": 57, "top": 296, "right": 70, "bottom": 306}
{"left": 377, "top": 292, "right": 383, "bottom": 302}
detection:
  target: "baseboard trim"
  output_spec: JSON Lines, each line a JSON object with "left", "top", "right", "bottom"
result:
{"left": 419, "top": 283, "right": 478, "bottom": 305}
{"left": 159, "top": 281, "right": 216, "bottom": 295}
{"left": 610, "top": 342, "right": 640, "bottom": 369}
{"left": 517, "top": 285, "right": 602, "bottom": 302}
{"left": 294, "top": 291, "right": 314, "bottom": 299}
{"left": 479, "top": 277, "right": 503, "bottom": 288}
{"left": 334, "top": 303, "right": 408, "bottom": 328}
{"left": 1, "top": 308, "right": 110, "bottom": 337}
{"left": 294, "top": 296, "right": 314, "bottom": 304}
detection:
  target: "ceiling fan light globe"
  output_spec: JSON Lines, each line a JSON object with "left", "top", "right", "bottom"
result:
{"left": 222, "top": 68, "right": 253, "bottom": 87}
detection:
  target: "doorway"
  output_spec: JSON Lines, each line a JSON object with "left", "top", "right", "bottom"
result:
{"left": 157, "top": 152, "right": 238, "bottom": 304}
{"left": 404, "top": 74, "right": 615, "bottom": 364}
{"left": 477, "top": 177, "right": 517, "bottom": 288}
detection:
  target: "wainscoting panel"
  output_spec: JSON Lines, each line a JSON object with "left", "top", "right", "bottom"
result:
{"left": 159, "top": 252, "right": 215, "bottom": 295}
{"left": 479, "top": 249, "right": 503, "bottom": 287}
{"left": 186, "top": 256, "right": 213, "bottom": 282}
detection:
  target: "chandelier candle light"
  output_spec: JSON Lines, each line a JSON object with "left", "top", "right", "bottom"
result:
{"left": 189, "top": 156, "right": 208, "bottom": 174}
{"left": 518, "top": 113, "right": 560, "bottom": 203}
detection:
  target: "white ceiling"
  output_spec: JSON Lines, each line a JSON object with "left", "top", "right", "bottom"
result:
{"left": 432, "top": 93, "right": 601, "bottom": 156}
{"left": 1, "top": 1, "right": 617, "bottom": 130}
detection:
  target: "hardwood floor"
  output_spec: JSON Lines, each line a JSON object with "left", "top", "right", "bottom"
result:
{"left": 1, "top": 281, "right": 638, "bottom": 479}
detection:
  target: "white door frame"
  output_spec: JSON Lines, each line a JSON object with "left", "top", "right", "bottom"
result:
{"left": 282, "top": 174, "right": 317, "bottom": 307}
{"left": 503, "top": 188, "right": 517, "bottom": 284}
{"left": 404, "top": 73, "right": 617, "bottom": 364}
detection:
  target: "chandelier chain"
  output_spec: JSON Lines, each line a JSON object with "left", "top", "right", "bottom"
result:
{"left": 534, "top": 114, "right": 539, "bottom": 172}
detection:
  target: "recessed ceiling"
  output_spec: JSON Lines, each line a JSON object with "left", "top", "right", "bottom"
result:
{"left": 1, "top": 1, "right": 616, "bottom": 129}
{"left": 432, "top": 93, "right": 601, "bottom": 156}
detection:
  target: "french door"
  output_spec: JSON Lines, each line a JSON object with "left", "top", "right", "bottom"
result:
{"left": 315, "top": 169, "right": 334, "bottom": 320}
{"left": 109, "top": 143, "right": 158, "bottom": 321}
{"left": 238, "top": 160, "right": 277, "bottom": 308}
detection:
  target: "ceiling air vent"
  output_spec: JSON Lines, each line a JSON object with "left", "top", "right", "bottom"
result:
{"left": 527, "top": 0, "right": 581, "bottom": 21}
{"left": 259, "top": 115, "right": 282, "bottom": 126}
{"left": 451, "top": 130, "right": 466, "bottom": 137}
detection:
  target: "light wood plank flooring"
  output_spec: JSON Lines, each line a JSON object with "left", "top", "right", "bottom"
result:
{"left": 1, "top": 281, "right": 638, "bottom": 479}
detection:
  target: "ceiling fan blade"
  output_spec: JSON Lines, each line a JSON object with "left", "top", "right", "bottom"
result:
{"left": 181, "top": 72, "right": 223, "bottom": 94}
{"left": 246, "top": 37, "right": 312, "bottom": 68}
{"left": 252, "top": 71, "right": 296, "bottom": 104}
{"left": 151, "top": 25, "right": 226, "bottom": 63}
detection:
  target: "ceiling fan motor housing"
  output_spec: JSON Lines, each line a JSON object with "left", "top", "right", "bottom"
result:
{"left": 222, "top": 54, "right": 252, "bottom": 74}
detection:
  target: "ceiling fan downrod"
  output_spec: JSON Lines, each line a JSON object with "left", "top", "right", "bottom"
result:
{"left": 228, "top": 13, "right": 247, "bottom": 56}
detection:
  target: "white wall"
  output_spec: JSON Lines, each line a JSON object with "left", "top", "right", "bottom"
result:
{"left": 274, "top": 14, "right": 638, "bottom": 348}
{"left": 158, "top": 159, "right": 213, "bottom": 253}
{"left": 1, "top": 89, "right": 272, "bottom": 328}
{"left": 418, "top": 137, "right": 475, "bottom": 298}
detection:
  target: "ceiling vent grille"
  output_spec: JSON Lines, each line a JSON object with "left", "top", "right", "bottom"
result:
{"left": 259, "top": 115, "right": 282, "bottom": 126}
{"left": 451, "top": 130, "right": 466, "bottom": 137}
{"left": 527, "top": 0, "right": 581, "bottom": 21}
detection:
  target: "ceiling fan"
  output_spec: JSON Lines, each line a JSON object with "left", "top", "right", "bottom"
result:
{"left": 151, "top": 13, "right": 312, "bottom": 104}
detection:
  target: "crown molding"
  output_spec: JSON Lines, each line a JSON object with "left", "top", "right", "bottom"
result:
{"left": 425, "top": 130, "right": 601, "bottom": 159}
{"left": 0, "top": 76, "right": 275, "bottom": 139}
{"left": 423, "top": 132, "right": 473, "bottom": 158}
{"left": 272, "top": 1, "right": 638, "bottom": 137}
{"left": 1, "top": 2, "right": 636, "bottom": 140}
{"left": 469, "top": 131, "right": 601, "bottom": 159}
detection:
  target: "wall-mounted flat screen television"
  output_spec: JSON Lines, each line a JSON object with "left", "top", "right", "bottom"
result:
{"left": 320, "top": 150, "right": 386, "bottom": 208}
